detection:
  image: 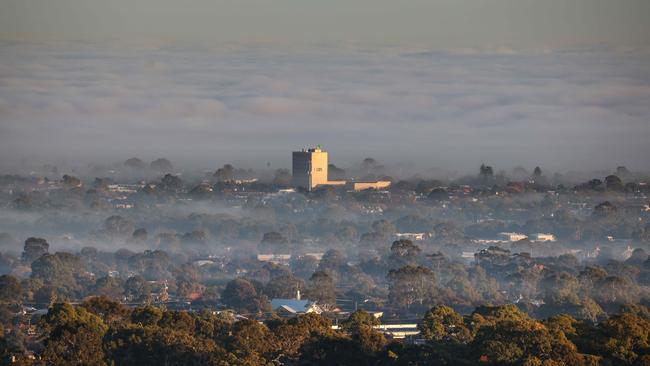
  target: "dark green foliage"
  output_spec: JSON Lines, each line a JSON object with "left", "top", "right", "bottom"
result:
{"left": 22, "top": 237, "right": 49, "bottom": 263}
{"left": 4, "top": 302, "right": 649, "bottom": 365}
{"left": 221, "top": 277, "right": 270, "bottom": 314}
{"left": 418, "top": 305, "right": 470, "bottom": 343}
{"left": 40, "top": 303, "right": 108, "bottom": 366}
{"left": 0, "top": 275, "right": 21, "bottom": 303}
{"left": 31, "top": 252, "right": 87, "bottom": 299}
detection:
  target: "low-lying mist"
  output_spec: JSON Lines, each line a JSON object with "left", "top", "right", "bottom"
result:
{"left": 1, "top": 41, "right": 649, "bottom": 173}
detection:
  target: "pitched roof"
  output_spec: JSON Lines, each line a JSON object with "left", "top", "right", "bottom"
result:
{"left": 271, "top": 299, "right": 311, "bottom": 312}
{"left": 276, "top": 305, "right": 298, "bottom": 314}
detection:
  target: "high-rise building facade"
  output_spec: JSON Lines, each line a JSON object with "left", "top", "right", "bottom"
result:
{"left": 291, "top": 146, "right": 390, "bottom": 191}
{"left": 292, "top": 147, "right": 330, "bottom": 190}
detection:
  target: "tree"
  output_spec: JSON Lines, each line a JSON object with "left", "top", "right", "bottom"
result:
{"left": 573, "top": 297, "right": 605, "bottom": 323}
{"left": 594, "top": 201, "right": 617, "bottom": 217}
{"left": 81, "top": 296, "right": 128, "bottom": 324}
{"left": 307, "top": 271, "right": 336, "bottom": 307}
{"left": 34, "top": 285, "right": 59, "bottom": 304}
{"left": 124, "top": 157, "right": 145, "bottom": 169}
{"left": 214, "top": 164, "right": 234, "bottom": 181}
{"left": 123, "top": 275, "right": 151, "bottom": 302}
{"left": 80, "top": 246, "right": 98, "bottom": 261}
{"left": 387, "top": 265, "right": 436, "bottom": 312}
{"left": 158, "top": 173, "right": 184, "bottom": 194}
{"left": 62, "top": 174, "right": 82, "bottom": 188}
{"left": 352, "top": 324, "right": 386, "bottom": 355}
{"left": 132, "top": 228, "right": 147, "bottom": 242}
{"left": 433, "top": 222, "right": 464, "bottom": 243}
{"left": 428, "top": 187, "right": 449, "bottom": 202}
{"left": 372, "top": 219, "right": 396, "bottom": 237}
{"left": 341, "top": 310, "right": 380, "bottom": 332}
{"left": 594, "top": 275, "right": 639, "bottom": 308}
{"left": 221, "top": 278, "right": 270, "bottom": 314}
{"left": 259, "top": 231, "right": 289, "bottom": 254}
{"left": 291, "top": 255, "right": 319, "bottom": 279}
{"left": 626, "top": 248, "right": 648, "bottom": 265}
{"left": 333, "top": 311, "right": 387, "bottom": 357}
{"left": 596, "top": 312, "right": 650, "bottom": 364}
{"left": 273, "top": 169, "right": 292, "bottom": 186}
{"left": 31, "top": 252, "right": 85, "bottom": 299}
{"left": 543, "top": 313, "right": 578, "bottom": 338}
{"left": 298, "top": 333, "right": 370, "bottom": 366}
{"left": 419, "top": 305, "right": 471, "bottom": 343}
{"left": 103, "top": 215, "right": 136, "bottom": 238}
{"left": 91, "top": 275, "right": 123, "bottom": 299}
{"left": 0, "top": 275, "right": 22, "bottom": 303}
{"left": 389, "top": 239, "right": 421, "bottom": 267}
{"left": 175, "top": 264, "right": 204, "bottom": 301}
{"left": 226, "top": 319, "right": 277, "bottom": 363}
{"left": 479, "top": 164, "right": 494, "bottom": 180}
{"left": 531, "top": 166, "right": 548, "bottom": 185}
{"left": 189, "top": 183, "right": 213, "bottom": 199}
{"left": 619, "top": 303, "right": 650, "bottom": 322}
{"left": 127, "top": 249, "right": 174, "bottom": 281}
{"left": 0, "top": 327, "right": 28, "bottom": 364}
{"left": 150, "top": 158, "right": 173, "bottom": 172}
{"left": 605, "top": 175, "right": 624, "bottom": 191}
{"left": 130, "top": 306, "right": 163, "bottom": 326}
{"left": 40, "top": 303, "right": 108, "bottom": 366}
{"left": 264, "top": 274, "right": 304, "bottom": 299}
{"left": 361, "top": 158, "right": 379, "bottom": 173}
{"left": 539, "top": 271, "right": 580, "bottom": 306}
{"left": 22, "top": 237, "right": 49, "bottom": 263}
{"left": 578, "top": 266, "right": 608, "bottom": 298}
{"left": 317, "top": 249, "right": 346, "bottom": 273}
{"left": 328, "top": 164, "right": 346, "bottom": 180}
{"left": 470, "top": 311, "right": 582, "bottom": 365}
{"left": 104, "top": 322, "right": 226, "bottom": 365}
{"left": 270, "top": 313, "right": 334, "bottom": 361}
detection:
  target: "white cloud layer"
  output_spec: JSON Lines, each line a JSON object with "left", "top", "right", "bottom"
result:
{"left": 0, "top": 41, "right": 649, "bottom": 172}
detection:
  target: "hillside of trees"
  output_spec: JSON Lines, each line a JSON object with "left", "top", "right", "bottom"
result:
{"left": 2, "top": 298, "right": 650, "bottom": 365}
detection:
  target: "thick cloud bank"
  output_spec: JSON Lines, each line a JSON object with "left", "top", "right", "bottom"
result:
{"left": 0, "top": 41, "right": 649, "bottom": 172}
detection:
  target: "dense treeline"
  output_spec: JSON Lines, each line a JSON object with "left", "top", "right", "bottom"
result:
{"left": 2, "top": 298, "right": 650, "bottom": 365}
{"left": 1, "top": 236, "right": 650, "bottom": 318}
{"left": 2, "top": 165, "right": 650, "bottom": 255}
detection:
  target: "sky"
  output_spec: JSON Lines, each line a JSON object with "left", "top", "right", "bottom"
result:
{"left": 1, "top": 0, "right": 649, "bottom": 47}
{"left": 0, "top": 1, "right": 649, "bottom": 173}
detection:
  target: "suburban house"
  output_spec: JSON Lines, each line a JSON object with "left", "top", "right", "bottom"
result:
{"left": 270, "top": 291, "right": 323, "bottom": 317}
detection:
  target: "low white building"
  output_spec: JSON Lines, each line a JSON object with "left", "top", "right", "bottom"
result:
{"left": 529, "top": 233, "right": 556, "bottom": 242}
{"left": 395, "top": 233, "right": 429, "bottom": 241}
{"left": 257, "top": 254, "right": 291, "bottom": 265}
{"left": 498, "top": 232, "right": 528, "bottom": 242}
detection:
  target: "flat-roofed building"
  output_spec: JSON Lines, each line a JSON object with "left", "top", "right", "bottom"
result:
{"left": 529, "top": 233, "right": 556, "bottom": 242}
{"left": 257, "top": 254, "right": 291, "bottom": 265}
{"left": 498, "top": 232, "right": 528, "bottom": 242}
{"left": 292, "top": 146, "right": 391, "bottom": 191}
{"left": 347, "top": 180, "right": 391, "bottom": 191}
{"left": 292, "top": 147, "right": 328, "bottom": 190}
{"left": 395, "top": 232, "right": 429, "bottom": 241}
{"left": 292, "top": 146, "right": 346, "bottom": 190}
